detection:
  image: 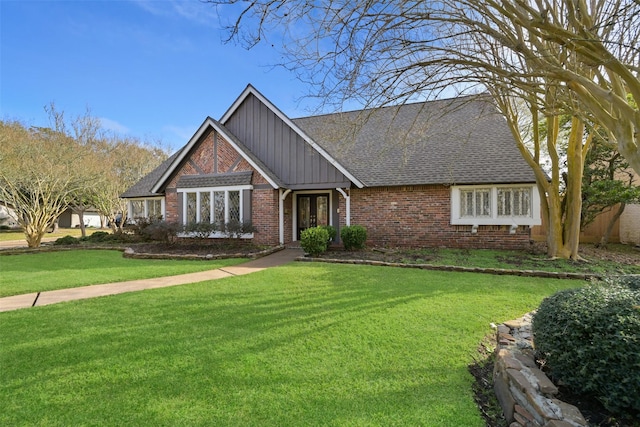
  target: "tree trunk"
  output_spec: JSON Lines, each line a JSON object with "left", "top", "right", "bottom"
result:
{"left": 598, "top": 203, "right": 626, "bottom": 248}
{"left": 77, "top": 210, "right": 87, "bottom": 237}
{"left": 24, "top": 224, "right": 44, "bottom": 248}
{"left": 562, "top": 117, "right": 586, "bottom": 260}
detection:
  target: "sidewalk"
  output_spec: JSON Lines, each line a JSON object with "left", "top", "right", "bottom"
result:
{"left": 0, "top": 248, "right": 303, "bottom": 313}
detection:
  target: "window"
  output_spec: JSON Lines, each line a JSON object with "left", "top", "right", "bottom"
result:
{"left": 179, "top": 187, "right": 250, "bottom": 234}
{"left": 451, "top": 185, "right": 540, "bottom": 226}
{"left": 460, "top": 188, "right": 491, "bottom": 218}
{"left": 497, "top": 188, "right": 531, "bottom": 217}
{"left": 128, "top": 198, "right": 164, "bottom": 222}
{"left": 131, "top": 200, "right": 144, "bottom": 218}
{"left": 147, "top": 199, "right": 162, "bottom": 219}
{"left": 200, "top": 192, "right": 211, "bottom": 223}
{"left": 186, "top": 192, "right": 197, "bottom": 224}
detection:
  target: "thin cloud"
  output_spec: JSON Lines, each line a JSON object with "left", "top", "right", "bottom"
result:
{"left": 132, "top": 0, "right": 219, "bottom": 26}
{"left": 99, "top": 117, "right": 130, "bottom": 135}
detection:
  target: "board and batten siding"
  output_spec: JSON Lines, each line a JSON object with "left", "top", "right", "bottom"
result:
{"left": 223, "top": 93, "right": 351, "bottom": 189}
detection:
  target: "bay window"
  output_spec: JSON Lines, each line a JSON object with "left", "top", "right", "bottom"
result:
{"left": 178, "top": 185, "right": 251, "bottom": 237}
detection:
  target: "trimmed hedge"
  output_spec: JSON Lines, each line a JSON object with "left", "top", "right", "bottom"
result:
{"left": 300, "top": 227, "right": 329, "bottom": 257}
{"left": 532, "top": 280, "right": 640, "bottom": 418}
{"left": 340, "top": 225, "right": 367, "bottom": 251}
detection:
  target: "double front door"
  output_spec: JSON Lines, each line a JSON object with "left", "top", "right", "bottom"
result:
{"left": 297, "top": 194, "right": 329, "bottom": 239}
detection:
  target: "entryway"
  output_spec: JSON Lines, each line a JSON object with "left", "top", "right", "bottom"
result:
{"left": 297, "top": 194, "right": 329, "bottom": 239}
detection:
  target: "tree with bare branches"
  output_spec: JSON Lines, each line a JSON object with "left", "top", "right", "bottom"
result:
{"left": 207, "top": 0, "right": 638, "bottom": 259}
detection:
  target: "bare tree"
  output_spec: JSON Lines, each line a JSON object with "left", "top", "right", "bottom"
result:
{"left": 0, "top": 121, "right": 87, "bottom": 247}
{"left": 207, "top": 0, "right": 639, "bottom": 258}
{"left": 210, "top": 0, "right": 639, "bottom": 172}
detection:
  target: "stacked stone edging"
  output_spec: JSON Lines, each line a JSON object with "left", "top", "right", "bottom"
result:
{"left": 122, "top": 245, "right": 284, "bottom": 261}
{"left": 298, "top": 257, "right": 599, "bottom": 280}
{"left": 493, "top": 314, "right": 587, "bottom": 427}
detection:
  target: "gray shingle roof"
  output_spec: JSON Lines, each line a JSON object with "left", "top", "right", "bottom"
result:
{"left": 120, "top": 150, "right": 182, "bottom": 198}
{"left": 292, "top": 95, "right": 537, "bottom": 186}
{"left": 177, "top": 171, "right": 253, "bottom": 188}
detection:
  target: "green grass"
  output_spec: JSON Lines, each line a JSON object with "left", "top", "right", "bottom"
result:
{"left": 0, "top": 263, "right": 579, "bottom": 426}
{"left": 394, "top": 246, "right": 640, "bottom": 274}
{"left": 0, "top": 250, "right": 245, "bottom": 297}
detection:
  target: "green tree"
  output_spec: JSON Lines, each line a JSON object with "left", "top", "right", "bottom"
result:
{"left": 581, "top": 135, "right": 640, "bottom": 246}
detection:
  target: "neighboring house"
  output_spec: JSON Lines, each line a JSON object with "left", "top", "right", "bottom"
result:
{"left": 122, "top": 84, "right": 541, "bottom": 249}
{"left": 0, "top": 201, "right": 19, "bottom": 228}
{"left": 57, "top": 207, "right": 103, "bottom": 229}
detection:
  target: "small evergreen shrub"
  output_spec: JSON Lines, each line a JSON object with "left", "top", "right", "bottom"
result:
{"left": 81, "top": 231, "right": 111, "bottom": 243}
{"left": 340, "top": 225, "right": 367, "bottom": 251}
{"left": 320, "top": 225, "right": 336, "bottom": 245}
{"left": 532, "top": 282, "right": 640, "bottom": 418}
{"left": 54, "top": 235, "right": 80, "bottom": 245}
{"left": 300, "top": 226, "right": 329, "bottom": 257}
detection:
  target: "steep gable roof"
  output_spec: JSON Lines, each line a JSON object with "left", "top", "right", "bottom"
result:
{"left": 120, "top": 150, "right": 181, "bottom": 198}
{"left": 221, "top": 84, "right": 364, "bottom": 188}
{"left": 292, "top": 95, "right": 536, "bottom": 187}
{"left": 150, "top": 117, "right": 284, "bottom": 194}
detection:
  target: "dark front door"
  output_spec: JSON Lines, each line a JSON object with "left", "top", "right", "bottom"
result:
{"left": 297, "top": 194, "right": 329, "bottom": 239}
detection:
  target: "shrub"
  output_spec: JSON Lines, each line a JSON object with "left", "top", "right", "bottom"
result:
{"left": 340, "top": 225, "right": 367, "bottom": 251}
{"left": 184, "top": 222, "right": 219, "bottom": 239}
{"left": 54, "top": 235, "right": 80, "bottom": 245}
{"left": 140, "top": 220, "right": 182, "bottom": 243}
{"left": 224, "top": 220, "right": 257, "bottom": 239}
{"left": 300, "top": 226, "right": 329, "bottom": 257}
{"left": 532, "top": 282, "right": 640, "bottom": 418}
{"left": 320, "top": 225, "right": 337, "bottom": 245}
{"left": 81, "top": 231, "right": 111, "bottom": 243}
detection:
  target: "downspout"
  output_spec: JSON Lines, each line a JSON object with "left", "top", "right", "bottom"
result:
{"left": 279, "top": 189, "right": 292, "bottom": 245}
{"left": 335, "top": 188, "right": 350, "bottom": 226}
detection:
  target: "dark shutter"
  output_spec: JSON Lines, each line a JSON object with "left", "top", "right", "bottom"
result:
{"left": 177, "top": 192, "right": 183, "bottom": 224}
{"left": 242, "top": 189, "right": 252, "bottom": 223}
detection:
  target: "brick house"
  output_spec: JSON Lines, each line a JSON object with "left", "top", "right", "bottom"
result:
{"left": 122, "top": 84, "right": 541, "bottom": 249}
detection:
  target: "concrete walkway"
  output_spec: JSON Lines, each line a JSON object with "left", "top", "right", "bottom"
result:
{"left": 0, "top": 248, "right": 303, "bottom": 313}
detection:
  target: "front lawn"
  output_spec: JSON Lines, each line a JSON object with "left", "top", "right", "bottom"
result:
{"left": 0, "top": 250, "right": 245, "bottom": 297}
{"left": 0, "top": 263, "right": 578, "bottom": 426}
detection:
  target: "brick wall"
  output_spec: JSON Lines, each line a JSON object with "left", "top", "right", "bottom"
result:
{"left": 350, "top": 185, "right": 531, "bottom": 249}
{"left": 162, "top": 128, "right": 282, "bottom": 245}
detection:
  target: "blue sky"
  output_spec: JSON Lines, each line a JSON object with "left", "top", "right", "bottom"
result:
{"left": 1, "top": 0, "right": 315, "bottom": 152}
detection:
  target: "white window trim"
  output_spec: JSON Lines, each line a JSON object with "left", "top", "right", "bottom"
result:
{"left": 178, "top": 185, "right": 253, "bottom": 238}
{"left": 451, "top": 184, "right": 541, "bottom": 226}
{"left": 127, "top": 197, "right": 165, "bottom": 221}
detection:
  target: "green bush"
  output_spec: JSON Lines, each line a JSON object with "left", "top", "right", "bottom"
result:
{"left": 300, "top": 227, "right": 329, "bottom": 257}
{"left": 320, "top": 225, "right": 337, "bottom": 245}
{"left": 532, "top": 282, "right": 640, "bottom": 418}
{"left": 340, "top": 225, "right": 367, "bottom": 251}
{"left": 54, "top": 235, "right": 80, "bottom": 245}
{"left": 81, "top": 231, "right": 111, "bottom": 242}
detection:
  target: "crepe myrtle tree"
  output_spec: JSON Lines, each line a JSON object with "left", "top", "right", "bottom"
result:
{"left": 206, "top": 0, "right": 640, "bottom": 259}
{"left": 0, "top": 120, "right": 87, "bottom": 247}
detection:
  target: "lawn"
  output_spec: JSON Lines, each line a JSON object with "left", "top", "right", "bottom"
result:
{"left": 0, "top": 250, "right": 245, "bottom": 297}
{"left": 0, "top": 262, "right": 579, "bottom": 426}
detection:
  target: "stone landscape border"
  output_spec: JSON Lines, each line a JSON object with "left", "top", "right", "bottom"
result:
{"left": 122, "top": 245, "right": 285, "bottom": 261}
{"left": 493, "top": 314, "right": 587, "bottom": 427}
{"left": 298, "top": 256, "right": 602, "bottom": 280}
